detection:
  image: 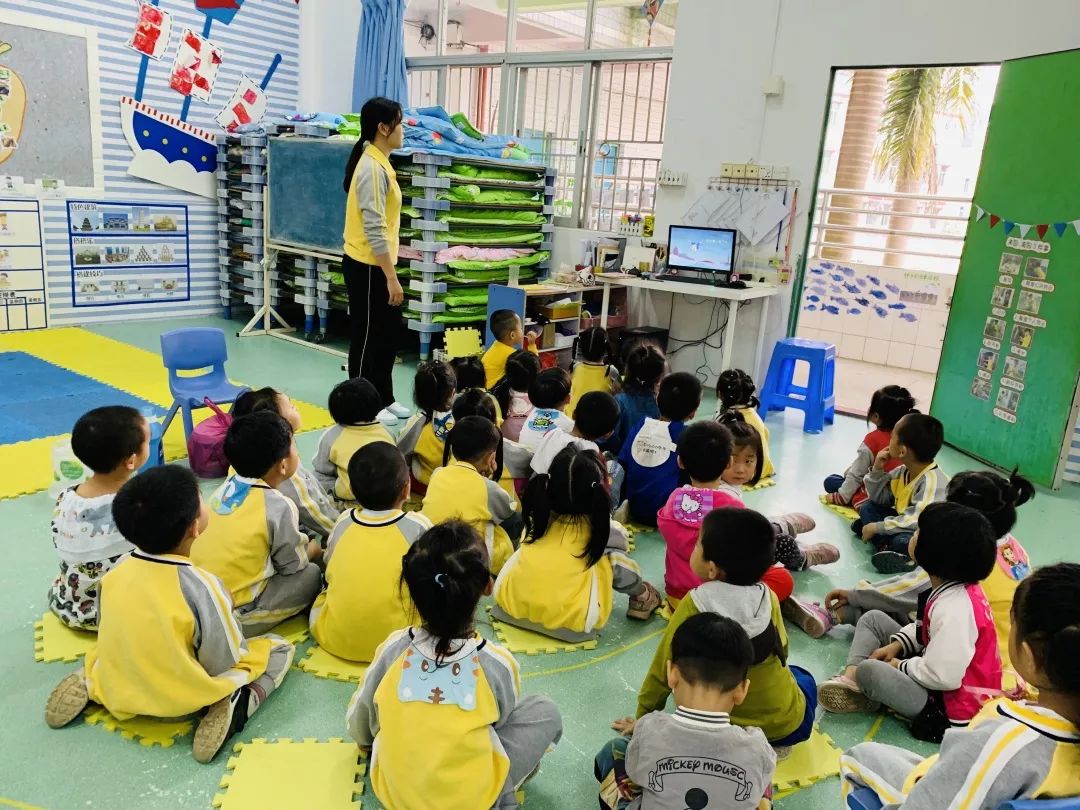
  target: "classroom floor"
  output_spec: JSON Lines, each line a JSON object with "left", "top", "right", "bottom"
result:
{"left": 2, "top": 316, "right": 1078, "bottom": 809}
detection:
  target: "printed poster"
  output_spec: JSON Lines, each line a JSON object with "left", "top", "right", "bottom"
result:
{"left": 0, "top": 197, "right": 46, "bottom": 331}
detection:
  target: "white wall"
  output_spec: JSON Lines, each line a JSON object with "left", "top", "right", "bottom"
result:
{"left": 299, "top": 0, "right": 361, "bottom": 112}
{"left": 656, "top": 0, "right": 1080, "bottom": 381}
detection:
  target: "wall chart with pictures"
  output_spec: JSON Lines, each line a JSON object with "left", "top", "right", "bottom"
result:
{"left": 0, "top": 197, "right": 47, "bottom": 331}
{"left": 931, "top": 48, "right": 1080, "bottom": 488}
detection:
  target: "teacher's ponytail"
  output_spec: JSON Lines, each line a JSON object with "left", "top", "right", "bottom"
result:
{"left": 342, "top": 97, "right": 404, "bottom": 193}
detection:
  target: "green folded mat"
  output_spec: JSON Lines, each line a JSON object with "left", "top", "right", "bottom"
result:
{"left": 438, "top": 163, "right": 544, "bottom": 185}
{"left": 447, "top": 267, "right": 540, "bottom": 284}
{"left": 450, "top": 112, "right": 484, "bottom": 141}
{"left": 444, "top": 290, "right": 490, "bottom": 307}
{"left": 438, "top": 185, "right": 541, "bottom": 206}
{"left": 437, "top": 209, "right": 545, "bottom": 226}
{"left": 401, "top": 205, "right": 421, "bottom": 219}
{"left": 444, "top": 229, "right": 544, "bottom": 245}
{"left": 401, "top": 228, "right": 420, "bottom": 239}
{"left": 405, "top": 308, "right": 489, "bottom": 325}
{"left": 446, "top": 250, "right": 550, "bottom": 272}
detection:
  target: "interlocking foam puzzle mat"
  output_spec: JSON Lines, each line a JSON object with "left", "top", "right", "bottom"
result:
{"left": 491, "top": 619, "right": 599, "bottom": 655}
{"left": 269, "top": 615, "right": 311, "bottom": 646}
{"left": 0, "top": 328, "right": 333, "bottom": 499}
{"left": 84, "top": 707, "right": 194, "bottom": 748}
{"left": 33, "top": 612, "right": 96, "bottom": 663}
{"left": 212, "top": 739, "right": 365, "bottom": 809}
{"left": 296, "top": 646, "right": 370, "bottom": 683}
{"left": 819, "top": 495, "right": 860, "bottom": 521}
{"left": 744, "top": 476, "right": 777, "bottom": 492}
{"left": 772, "top": 729, "right": 842, "bottom": 795}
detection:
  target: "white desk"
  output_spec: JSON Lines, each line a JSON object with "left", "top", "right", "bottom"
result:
{"left": 596, "top": 273, "right": 780, "bottom": 374}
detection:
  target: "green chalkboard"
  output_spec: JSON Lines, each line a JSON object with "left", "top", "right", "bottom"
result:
{"left": 932, "top": 49, "right": 1080, "bottom": 487}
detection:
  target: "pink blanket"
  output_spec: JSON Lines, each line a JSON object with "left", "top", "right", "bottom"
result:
{"left": 435, "top": 246, "right": 531, "bottom": 264}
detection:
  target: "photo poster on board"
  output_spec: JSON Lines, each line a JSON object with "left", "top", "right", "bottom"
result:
{"left": 0, "top": 197, "right": 47, "bottom": 331}
{"left": 931, "top": 48, "right": 1080, "bottom": 488}
{"left": 66, "top": 200, "right": 190, "bottom": 308}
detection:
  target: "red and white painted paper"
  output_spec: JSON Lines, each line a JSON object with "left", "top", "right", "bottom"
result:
{"left": 169, "top": 28, "right": 224, "bottom": 102}
{"left": 214, "top": 75, "right": 268, "bottom": 133}
{"left": 127, "top": 2, "right": 173, "bottom": 60}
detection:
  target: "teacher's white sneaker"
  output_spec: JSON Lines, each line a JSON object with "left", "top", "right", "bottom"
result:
{"left": 377, "top": 408, "right": 399, "bottom": 426}
{"left": 387, "top": 401, "right": 411, "bottom": 418}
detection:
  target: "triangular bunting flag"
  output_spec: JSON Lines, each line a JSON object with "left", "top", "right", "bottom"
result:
{"left": 1004, "top": 221, "right": 1015, "bottom": 235}
{"left": 1018, "top": 224, "right": 1032, "bottom": 238}
{"left": 1036, "top": 224, "right": 1049, "bottom": 240}
{"left": 989, "top": 214, "right": 1001, "bottom": 229}
{"left": 1054, "top": 222, "right": 1068, "bottom": 237}
{"left": 1073, "top": 219, "right": 1080, "bottom": 236}
{"left": 974, "top": 206, "right": 986, "bottom": 222}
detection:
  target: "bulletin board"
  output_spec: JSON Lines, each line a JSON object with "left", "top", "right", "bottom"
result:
{"left": 931, "top": 48, "right": 1080, "bottom": 488}
{"left": 0, "top": 197, "right": 46, "bottom": 331}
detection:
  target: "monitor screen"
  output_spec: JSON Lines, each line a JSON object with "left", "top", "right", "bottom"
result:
{"left": 668, "top": 226, "right": 736, "bottom": 274}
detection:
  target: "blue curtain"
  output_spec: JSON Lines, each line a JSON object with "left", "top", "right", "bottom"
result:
{"left": 352, "top": 0, "right": 409, "bottom": 111}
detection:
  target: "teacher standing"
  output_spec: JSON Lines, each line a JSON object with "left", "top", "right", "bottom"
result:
{"left": 341, "top": 96, "right": 410, "bottom": 425}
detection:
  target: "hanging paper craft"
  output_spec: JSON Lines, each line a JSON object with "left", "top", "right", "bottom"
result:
{"left": 641, "top": 0, "right": 665, "bottom": 25}
{"left": 215, "top": 75, "right": 266, "bottom": 132}
{"left": 194, "top": 0, "right": 247, "bottom": 26}
{"left": 127, "top": 2, "right": 173, "bottom": 60}
{"left": 169, "top": 29, "right": 223, "bottom": 102}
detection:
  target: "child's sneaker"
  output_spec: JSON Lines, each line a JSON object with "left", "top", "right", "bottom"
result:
{"left": 627, "top": 581, "right": 663, "bottom": 620}
{"left": 801, "top": 542, "right": 840, "bottom": 568}
{"left": 772, "top": 745, "right": 793, "bottom": 761}
{"left": 613, "top": 500, "right": 631, "bottom": 526}
{"left": 872, "top": 550, "right": 915, "bottom": 574}
{"left": 193, "top": 685, "right": 254, "bottom": 763}
{"left": 818, "top": 675, "right": 880, "bottom": 714}
{"left": 782, "top": 597, "right": 834, "bottom": 639}
{"left": 45, "top": 671, "right": 90, "bottom": 728}
{"left": 774, "top": 512, "right": 816, "bottom": 536}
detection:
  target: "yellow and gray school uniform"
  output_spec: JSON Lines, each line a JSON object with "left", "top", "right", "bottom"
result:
{"left": 347, "top": 627, "right": 562, "bottom": 810}
{"left": 422, "top": 460, "right": 522, "bottom": 574}
{"left": 840, "top": 699, "right": 1080, "bottom": 809}
{"left": 191, "top": 475, "right": 322, "bottom": 636}
{"left": 718, "top": 406, "right": 775, "bottom": 479}
{"left": 863, "top": 462, "right": 948, "bottom": 536}
{"left": 309, "top": 509, "right": 432, "bottom": 663}
{"left": 84, "top": 552, "right": 293, "bottom": 720}
{"left": 492, "top": 518, "right": 642, "bottom": 643}
{"left": 312, "top": 422, "right": 395, "bottom": 503}
{"left": 569, "top": 362, "right": 621, "bottom": 416}
{"left": 396, "top": 411, "right": 454, "bottom": 487}
{"left": 279, "top": 463, "right": 340, "bottom": 542}
{"left": 345, "top": 144, "right": 401, "bottom": 265}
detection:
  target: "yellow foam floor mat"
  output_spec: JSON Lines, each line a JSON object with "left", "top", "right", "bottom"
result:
{"left": 34, "top": 612, "right": 96, "bottom": 663}
{"left": 296, "top": 646, "right": 370, "bottom": 683}
{"left": 85, "top": 706, "right": 193, "bottom": 748}
{"left": 0, "top": 328, "right": 332, "bottom": 499}
{"left": 491, "top": 619, "right": 599, "bottom": 655}
{"left": 743, "top": 476, "right": 777, "bottom": 492}
{"left": 269, "top": 615, "right": 311, "bottom": 646}
{"left": 212, "top": 739, "right": 365, "bottom": 809}
{"left": 772, "top": 729, "right": 842, "bottom": 795}
{"left": 819, "top": 495, "right": 859, "bottom": 521}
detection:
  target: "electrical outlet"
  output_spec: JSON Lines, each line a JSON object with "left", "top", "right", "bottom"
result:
{"left": 721, "top": 163, "right": 736, "bottom": 179}
{"left": 759, "top": 164, "right": 774, "bottom": 180}
{"left": 731, "top": 164, "right": 746, "bottom": 179}
{"left": 745, "top": 164, "right": 760, "bottom": 180}
{"left": 657, "top": 168, "right": 687, "bottom": 187}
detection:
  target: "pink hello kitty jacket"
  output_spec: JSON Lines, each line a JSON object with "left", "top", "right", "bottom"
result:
{"left": 657, "top": 486, "right": 745, "bottom": 600}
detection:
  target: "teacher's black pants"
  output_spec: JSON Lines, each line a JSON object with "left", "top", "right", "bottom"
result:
{"left": 343, "top": 255, "right": 398, "bottom": 407}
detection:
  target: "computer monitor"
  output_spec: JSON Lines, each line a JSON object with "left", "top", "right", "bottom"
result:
{"left": 667, "top": 225, "right": 736, "bottom": 278}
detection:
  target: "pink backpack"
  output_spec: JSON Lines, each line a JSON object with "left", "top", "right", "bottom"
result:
{"left": 187, "top": 398, "right": 233, "bottom": 478}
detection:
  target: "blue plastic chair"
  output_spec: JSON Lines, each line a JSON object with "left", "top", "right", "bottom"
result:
{"left": 757, "top": 337, "right": 836, "bottom": 434}
{"left": 848, "top": 787, "right": 1080, "bottom": 809}
{"left": 159, "top": 328, "right": 247, "bottom": 440}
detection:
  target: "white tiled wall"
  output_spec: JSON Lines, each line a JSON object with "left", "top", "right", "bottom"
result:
{"left": 797, "top": 261, "right": 955, "bottom": 372}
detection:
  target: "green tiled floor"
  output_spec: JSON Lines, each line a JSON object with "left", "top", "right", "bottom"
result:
{"left": 1, "top": 316, "right": 1077, "bottom": 809}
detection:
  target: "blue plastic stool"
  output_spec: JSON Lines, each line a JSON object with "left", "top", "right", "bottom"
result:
{"left": 159, "top": 328, "right": 247, "bottom": 441}
{"left": 757, "top": 338, "right": 836, "bottom": 434}
{"left": 138, "top": 418, "right": 164, "bottom": 473}
{"left": 998, "top": 801, "right": 1080, "bottom": 809}
{"left": 847, "top": 788, "right": 882, "bottom": 810}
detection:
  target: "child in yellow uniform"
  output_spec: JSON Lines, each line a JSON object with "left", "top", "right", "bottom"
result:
{"left": 715, "top": 369, "right": 775, "bottom": 479}
{"left": 45, "top": 466, "right": 294, "bottom": 764}
{"left": 452, "top": 388, "right": 532, "bottom": 500}
{"left": 493, "top": 445, "right": 662, "bottom": 642}
{"left": 568, "top": 326, "right": 621, "bottom": 415}
{"left": 310, "top": 443, "right": 432, "bottom": 662}
{"left": 482, "top": 308, "right": 538, "bottom": 389}
{"left": 192, "top": 412, "right": 322, "bottom": 636}
{"left": 396, "top": 360, "right": 456, "bottom": 494}
{"left": 313, "top": 377, "right": 394, "bottom": 505}
{"left": 346, "top": 520, "right": 562, "bottom": 810}
{"left": 422, "top": 416, "right": 523, "bottom": 575}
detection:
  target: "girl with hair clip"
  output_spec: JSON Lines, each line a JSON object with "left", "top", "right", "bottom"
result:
{"left": 824, "top": 385, "right": 916, "bottom": 507}
{"left": 346, "top": 520, "right": 563, "bottom": 810}
{"left": 568, "top": 326, "right": 621, "bottom": 416}
{"left": 490, "top": 349, "right": 540, "bottom": 443}
{"left": 421, "top": 416, "right": 523, "bottom": 575}
{"left": 493, "top": 446, "right": 663, "bottom": 641}
{"left": 453, "top": 388, "right": 533, "bottom": 500}
{"left": 840, "top": 562, "right": 1080, "bottom": 808}
{"left": 715, "top": 369, "right": 774, "bottom": 479}
{"left": 604, "top": 342, "right": 664, "bottom": 453}
{"left": 396, "top": 360, "right": 457, "bottom": 494}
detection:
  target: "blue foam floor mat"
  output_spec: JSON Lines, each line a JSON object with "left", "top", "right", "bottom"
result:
{"left": 0, "top": 352, "right": 164, "bottom": 444}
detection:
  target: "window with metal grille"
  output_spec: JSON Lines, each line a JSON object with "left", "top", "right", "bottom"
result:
{"left": 408, "top": 68, "right": 440, "bottom": 109}
{"left": 446, "top": 65, "right": 502, "bottom": 134}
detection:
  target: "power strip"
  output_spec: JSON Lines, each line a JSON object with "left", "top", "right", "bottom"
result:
{"left": 657, "top": 168, "right": 688, "bottom": 187}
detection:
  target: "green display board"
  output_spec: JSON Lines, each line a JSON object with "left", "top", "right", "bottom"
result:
{"left": 932, "top": 49, "right": 1080, "bottom": 487}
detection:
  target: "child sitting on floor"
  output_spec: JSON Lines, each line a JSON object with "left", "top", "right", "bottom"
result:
{"left": 46, "top": 466, "right": 294, "bottom": 764}
{"left": 569, "top": 326, "right": 621, "bottom": 415}
{"left": 715, "top": 369, "right": 774, "bottom": 479}
{"left": 819, "top": 503, "right": 1002, "bottom": 743}
{"left": 191, "top": 412, "right": 323, "bottom": 636}
{"left": 482, "top": 309, "right": 538, "bottom": 389}
{"left": 493, "top": 446, "right": 662, "bottom": 642}
{"left": 347, "top": 520, "right": 563, "bottom": 810}
{"left": 531, "top": 390, "right": 619, "bottom": 476}
{"left": 452, "top": 388, "right": 532, "bottom": 498}
{"left": 620, "top": 508, "right": 817, "bottom": 751}
{"left": 48, "top": 406, "right": 148, "bottom": 630}
{"left": 491, "top": 349, "right": 540, "bottom": 443}
{"left": 853, "top": 412, "right": 948, "bottom": 574}
{"left": 422, "top": 416, "right": 522, "bottom": 574}
{"left": 618, "top": 371, "right": 702, "bottom": 527}
{"left": 231, "top": 387, "right": 340, "bottom": 542}
{"left": 396, "top": 360, "right": 456, "bottom": 494}
{"left": 823, "top": 385, "right": 914, "bottom": 507}
{"left": 310, "top": 443, "right": 432, "bottom": 663}
{"left": 449, "top": 355, "right": 487, "bottom": 394}
{"left": 595, "top": 614, "right": 777, "bottom": 810}
{"left": 517, "top": 367, "right": 574, "bottom": 451}
{"left": 657, "top": 421, "right": 795, "bottom": 611}
{"left": 313, "top": 377, "right": 394, "bottom": 505}
{"left": 603, "top": 343, "right": 664, "bottom": 454}
{"left": 840, "top": 563, "right": 1080, "bottom": 808}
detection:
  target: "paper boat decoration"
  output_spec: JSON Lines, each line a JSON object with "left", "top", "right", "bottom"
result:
{"left": 119, "top": 96, "right": 217, "bottom": 198}
{"left": 194, "top": 0, "right": 246, "bottom": 26}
